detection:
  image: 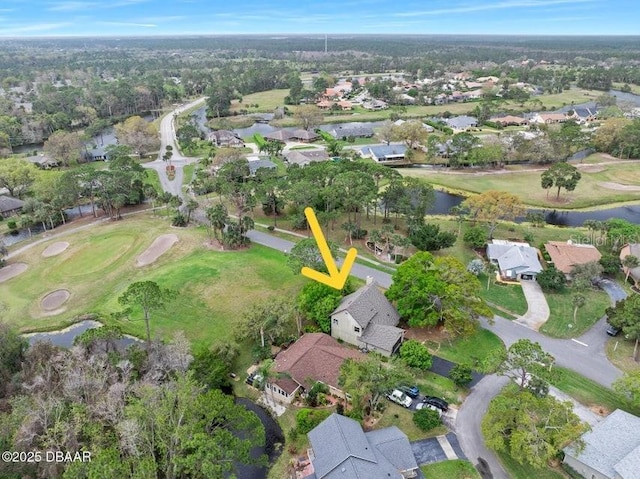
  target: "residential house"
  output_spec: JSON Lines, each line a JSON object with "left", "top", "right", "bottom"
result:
{"left": 0, "top": 195, "right": 25, "bottom": 217}
{"left": 330, "top": 280, "right": 405, "bottom": 357}
{"left": 360, "top": 144, "right": 408, "bottom": 164}
{"left": 284, "top": 149, "right": 329, "bottom": 166}
{"left": 337, "top": 100, "right": 353, "bottom": 110}
{"left": 83, "top": 145, "right": 108, "bottom": 162}
{"left": 490, "top": 115, "right": 529, "bottom": 127}
{"left": 208, "top": 129, "right": 245, "bottom": 148}
{"left": 545, "top": 240, "right": 602, "bottom": 278}
{"left": 563, "top": 409, "right": 640, "bottom": 479}
{"left": 247, "top": 158, "right": 277, "bottom": 176}
{"left": 303, "top": 413, "right": 419, "bottom": 479}
{"left": 264, "top": 129, "right": 294, "bottom": 143}
{"left": 531, "top": 113, "right": 568, "bottom": 124}
{"left": 316, "top": 100, "right": 335, "bottom": 110}
{"left": 619, "top": 243, "right": 640, "bottom": 286}
{"left": 462, "top": 89, "right": 483, "bottom": 101}
{"left": 266, "top": 333, "right": 364, "bottom": 404}
{"left": 25, "top": 154, "right": 61, "bottom": 169}
{"left": 328, "top": 125, "right": 374, "bottom": 140}
{"left": 291, "top": 129, "right": 319, "bottom": 142}
{"left": 362, "top": 99, "right": 388, "bottom": 110}
{"left": 568, "top": 107, "right": 598, "bottom": 124}
{"left": 486, "top": 239, "right": 543, "bottom": 281}
{"left": 444, "top": 115, "right": 478, "bottom": 131}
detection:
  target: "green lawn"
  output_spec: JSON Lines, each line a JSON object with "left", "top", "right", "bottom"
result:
{"left": 497, "top": 452, "right": 566, "bottom": 479}
{"left": 606, "top": 337, "right": 640, "bottom": 373}
{"left": 478, "top": 277, "right": 528, "bottom": 317}
{"left": 429, "top": 328, "right": 506, "bottom": 373}
{"left": 377, "top": 402, "right": 447, "bottom": 441}
{"left": 231, "top": 89, "right": 289, "bottom": 113}
{"left": 550, "top": 367, "right": 640, "bottom": 416}
{"left": 540, "top": 288, "right": 611, "bottom": 338}
{"left": 182, "top": 163, "right": 195, "bottom": 187}
{"left": 399, "top": 158, "right": 640, "bottom": 209}
{"left": 144, "top": 169, "right": 161, "bottom": 194}
{"left": 2, "top": 216, "right": 305, "bottom": 349}
{"left": 421, "top": 460, "right": 481, "bottom": 479}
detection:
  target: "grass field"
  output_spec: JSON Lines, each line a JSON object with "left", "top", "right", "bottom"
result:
{"left": 231, "top": 89, "right": 289, "bottom": 113}
{"left": 606, "top": 337, "right": 640, "bottom": 373}
{"left": 428, "top": 328, "right": 506, "bottom": 373}
{"left": 497, "top": 452, "right": 566, "bottom": 479}
{"left": 478, "top": 277, "right": 528, "bottom": 317}
{"left": 1, "top": 215, "right": 305, "bottom": 349}
{"left": 144, "top": 169, "right": 161, "bottom": 193}
{"left": 399, "top": 158, "right": 640, "bottom": 209}
{"left": 540, "top": 288, "right": 611, "bottom": 338}
{"left": 377, "top": 402, "right": 448, "bottom": 441}
{"left": 421, "top": 460, "right": 481, "bottom": 479}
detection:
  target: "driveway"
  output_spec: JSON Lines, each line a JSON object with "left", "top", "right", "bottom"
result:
{"left": 411, "top": 433, "right": 464, "bottom": 466}
{"left": 515, "top": 280, "right": 550, "bottom": 330}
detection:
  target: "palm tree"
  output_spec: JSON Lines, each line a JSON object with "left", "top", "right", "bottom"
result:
{"left": 583, "top": 219, "right": 598, "bottom": 244}
{"left": 572, "top": 293, "right": 586, "bottom": 324}
{"left": 623, "top": 255, "right": 640, "bottom": 283}
{"left": 485, "top": 262, "right": 498, "bottom": 290}
{"left": 185, "top": 198, "right": 199, "bottom": 224}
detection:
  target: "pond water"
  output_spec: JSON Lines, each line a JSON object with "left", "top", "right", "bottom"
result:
{"left": 609, "top": 89, "right": 640, "bottom": 107}
{"left": 22, "top": 319, "right": 141, "bottom": 349}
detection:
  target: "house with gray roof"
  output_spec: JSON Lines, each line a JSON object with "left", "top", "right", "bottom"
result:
{"left": 563, "top": 409, "right": 640, "bottom": 479}
{"left": 486, "top": 239, "right": 542, "bottom": 281}
{"left": 444, "top": 115, "right": 478, "bottom": 131}
{"left": 304, "top": 413, "right": 418, "bottom": 479}
{"left": 330, "top": 279, "right": 404, "bottom": 357}
{"left": 0, "top": 195, "right": 25, "bottom": 217}
{"left": 361, "top": 144, "right": 408, "bottom": 164}
{"left": 284, "top": 149, "right": 329, "bottom": 166}
{"left": 328, "top": 125, "right": 374, "bottom": 140}
{"left": 207, "top": 129, "right": 245, "bottom": 148}
{"left": 25, "top": 154, "right": 60, "bottom": 169}
{"left": 247, "top": 158, "right": 277, "bottom": 176}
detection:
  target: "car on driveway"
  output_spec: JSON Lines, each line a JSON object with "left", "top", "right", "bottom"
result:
{"left": 606, "top": 323, "right": 621, "bottom": 336}
{"left": 422, "top": 396, "right": 449, "bottom": 412}
{"left": 416, "top": 402, "right": 442, "bottom": 415}
{"left": 387, "top": 389, "right": 413, "bottom": 408}
{"left": 398, "top": 385, "right": 420, "bottom": 398}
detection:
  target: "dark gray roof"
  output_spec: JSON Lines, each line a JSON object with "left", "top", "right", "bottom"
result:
{"left": 248, "top": 159, "right": 277, "bottom": 176}
{"left": 284, "top": 149, "right": 329, "bottom": 166}
{"left": 362, "top": 144, "right": 407, "bottom": 161}
{"left": 359, "top": 324, "right": 404, "bottom": 353}
{"left": 365, "top": 426, "right": 418, "bottom": 473}
{"left": 264, "top": 129, "right": 294, "bottom": 142}
{"left": 329, "top": 125, "right": 374, "bottom": 139}
{"left": 307, "top": 413, "right": 414, "bottom": 479}
{"left": 564, "top": 409, "right": 640, "bottom": 479}
{"left": 0, "top": 195, "right": 25, "bottom": 213}
{"left": 444, "top": 115, "right": 477, "bottom": 129}
{"left": 332, "top": 283, "right": 400, "bottom": 329}
{"left": 487, "top": 242, "right": 542, "bottom": 275}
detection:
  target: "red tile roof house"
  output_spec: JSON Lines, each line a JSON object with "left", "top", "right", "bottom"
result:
{"left": 545, "top": 240, "right": 602, "bottom": 279}
{"left": 265, "top": 333, "right": 364, "bottom": 405}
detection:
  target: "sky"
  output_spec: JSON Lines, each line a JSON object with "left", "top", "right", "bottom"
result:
{"left": 0, "top": 0, "right": 637, "bottom": 37}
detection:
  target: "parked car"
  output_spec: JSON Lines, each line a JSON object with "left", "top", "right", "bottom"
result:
{"left": 606, "top": 324, "right": 621, "bottom": 336}
{"left": 398, "top": 385, "right": 420, "bottom": 398}
{"left": 387, "top": 389, "right": 413, "bottom": 408}
{"left": 245, "top": 373, "right": 264, "bottom": 388}
{"left": 422, "top": 396, "right": 449, "bottom": 412}
{"left": 416, "top": 402, "right": 442, "bottom": 415}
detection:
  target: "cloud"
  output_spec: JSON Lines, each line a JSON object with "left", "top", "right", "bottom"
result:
{"left": 139, "top": 15, "right": 188, "bottom": 23}
{"left": 0, "top": 22, "right": 71, "bottom": 34}
{"left": 48, "top": 1, "right": 98, "bottom": 11}
{"left": 98, "top": 21, "right": 157, "bottom": 27}
{"left": 393, "top": 0, "right": 595, "bottom": 17}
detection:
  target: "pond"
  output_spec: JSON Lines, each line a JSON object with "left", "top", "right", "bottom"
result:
{"left": 22, "top": 319, "right": 141, "bottom": 349}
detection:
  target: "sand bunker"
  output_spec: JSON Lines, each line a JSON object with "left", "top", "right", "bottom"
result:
{"left": 598, "top": 181, "right": 640, "bottom": 192}
{"left": 579, "top": 165, "right": 606, "bottom": 173}
{"left": 0, "top": 263, "right": 28, "bottom": 283}
{"left": 41, "top": 289, "right": 70, "bottom": 311}
{"left": 42, "top": 241, "right": 70, "bottom": 257}
{"left": 136, "top": 233, "right": 179, "bottom": 267}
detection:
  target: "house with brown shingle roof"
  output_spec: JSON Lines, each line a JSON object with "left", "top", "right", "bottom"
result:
{"left": 491, "top": 115, "right": 529, "bottom": 127}
{"left": 266, "top": 333, "right": 364, "bottom": 404}
{"left": 330, "top": 280, "right": 404, "bottom": 357}
{"left": 545, "top": 240, "right": 602, "bottom": 278}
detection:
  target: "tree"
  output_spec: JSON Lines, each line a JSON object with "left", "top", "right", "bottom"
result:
{"left": 0, "top": 158, "right": 38, "bottom": 198}
{"left": 294, "top": 105, "right": 323, "bottom": 131}
{"left": 496, "top": 339, "right": 555, "bottom": 391}
{"left": 396, "top": 120, "right": 427, "bottom": 149}
{"left": 463, "top": 225, "right": 488, "bottom": 249}
{"left": 399, "top": 339, "right": 433, "bottom": 370}
{"left": 613, "top": 370, "right": 640, "bottom": 408}
{"left": 409, "top": 223, "right": 456, "bottom": 252}
{"left": 184, "top": 198, "right": 199, "bottom": 224}
{"left": 287, "top": 237, "right": 339, "bottom": 274}
{"left": 606, "top": 295, "right": 640, "bottom": 361}
{"left": 237, "top": 297, "right": 298, "bottom": 348}
{"left": 43, "top": 130, "right": 82, "bottom": 167}
{"left": 572, "top": 293, "right": 586, "bottom": 324}
{"left": 482, "top": 389, "right": 587, "bottom": 469}
{"left": 339, "top": 355, "right": 411, "bottom": 417}
{"left": 375, "top": 120, "right": 397, "bottom": 145}
{"left": 540, "top": 162, "right": 582, "bottom": 200}
{"left": 467, "top": 259, "right": 485, "bottom": 276}
{"left": 571, "top": 261, "right": 604, "bottom": 291}
{"left": 622, "top": 254, "right": 639, "bottom": 283}
{"left": 114, "top": 115, "right": 160, "bottom": 157}
{"left": 600, "top": 253, "right": 621, "bottom": 276}
{"left": 536, "top": 266, "right": 567, "bottom": 292}
{"left": 386, "top": 252, "right": 492, "bottom": 336}
{"left": 0, "top": 322, "right": 28, "bottom": 397}
{"left": 413, "top": 408, "right": 441, "bottom": 431}
{"left": 297, "top": 281, "right": 351, "bottom": 333}
{"left": 206, "top": 203, "right": 228, "bottom": 241}
{"left": 462, "top": 190, "right": 524, "bottom": 239}
{"left": 449, "top": 363, "right": 473, "bottom": 387}
{"left": 118, "top": 281, "right": 176, "bottom": 350}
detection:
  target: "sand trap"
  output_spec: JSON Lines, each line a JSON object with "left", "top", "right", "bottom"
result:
{"left": 0, "top": 263, "right": 28, "bottom": 283}
{"left": 136, "top": 233, "right": 179, "bottom": 267}
{"left": 598, "top": 181, "right": 640, "bottom": 192}
{"left": 42, "top": 241, "right": 70, "bottom": 257}
{"left": 579, "top": 165, "right": 606, "bottom": 173}
{"left": 41, "top": 289, "right": 70, "bottom": 311}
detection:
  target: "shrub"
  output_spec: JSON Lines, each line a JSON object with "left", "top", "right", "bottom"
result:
{"left": 467, "top": 259, "right": 485, "bottom": 276}
{"left": 537, "top": 267, "right": 567, "bottom": 292}
{"left": 352, "top": 228, "right": 368, "bottom": 240}
{"left": 171, "top": 212, "right": 187, "bottom": 227}
{"left": 267, "top": 225, "right": 275, "bottom": 231}
{"left": 463, "top": 226, "right": 488, "bottom": 249}
{"left": 306, "top": 382, "right": 329, "bottom": 407}
{"left": 413, "top": 408, "right": 441, "bottom": 431}
{"left": 296, "top": 408, "right": 332, "bottom": 434}
{"left": 6, "top": 219, "right": 17, "bottom": 231}
{"left": 449, "top": 363, "right": 473, "bottom": 387}
{"left": 400, "top": 339, "right": 433, "bottom": 370}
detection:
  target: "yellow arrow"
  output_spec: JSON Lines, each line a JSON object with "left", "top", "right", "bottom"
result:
{"left": 301, "top": 207, "right": 357, "bottom": 290}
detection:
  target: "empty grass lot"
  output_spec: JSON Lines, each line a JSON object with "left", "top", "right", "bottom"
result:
{"left": 478, "top": 276, "right": 528, "bottom": 318}
{"left": 427, "top": 328, "right": 506, "bottom": 374}
{"left": 421, "top": 460, "right": 481, "bottom": 479}
{"left": 540, "top": 288, "right": 611, "bottom": 338}
{"left": 1, "top": 215, "right": 305, "bottom": 349}
{"left": 399, "top": 158, "right": 640, "bottom": 209}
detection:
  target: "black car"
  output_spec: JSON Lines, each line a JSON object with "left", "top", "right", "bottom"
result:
{"left": 422, "top": 396, "right": 449, "bottom": 412}
{"left": 606, "top": 324, "right": 621, "bottom": 336}
{"left": 398, "top": 385, "right": 420, "bottom": 399}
